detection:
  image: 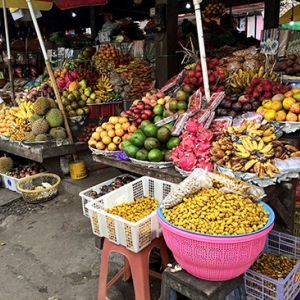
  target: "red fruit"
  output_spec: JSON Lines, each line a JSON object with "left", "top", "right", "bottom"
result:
{"left": 217, "top": 85, "right": 225, "bottom": 92}
{"left": 207, "top": 63, "right": 215, "bottom": 70}
{"left": 195, "top": 71, "right": 202, "bottom": 78}
{"left": 246, "top": 87, "right": 254, "bottom": 94}
{"left": 189, "top": 76, "right": 197, "bottom": 85}
{"left": 263, "top": 84, "right": 272, "bottom": 92}
{"left": 200, "top": 87, "right": 205, "bottom": 94}
{"left": 183, "top": 77, "right": 190, "bottom": 84}
{"left": 261, "top": 79, "right": 270, "bottom": 85}
{"left": 211, "top": 85, "right": 217, "bottom": 92}
{"left": 284, "top": 85, "right": 292, "bottom": 92}
{"left": 253, "top": 91, "right": 260, "bottom": 98}
{"left": 208, "top": 74, "right": 216, "bottom": 83}
{"left": 259, "top": 96, "right": 265, "bottom": 102}
{"left": 189, "top": 83, "right": 196, "bottom": 90}
{"left": 212, "top": 58, "right": 219, "bottom": 65}
{"left": 198, "top": 77, "right": 203, "bottom": 85}
{"left": 219, "top": 74, "right": 226, "bottom": 82}
{"left": 263, "top": 91, "right": 273, "bottom": 99}
{"left": 195, "top": 64, "right": 202, "bottom": 71}
{"left": 206, "top": 57, "right": 211, "bottom": 63}
{"left": 256, "top": 84, "right": 264, "bottom": 93}
{"left": 187, "top": 70, "right": 196, "bottom": 77}
{"left": 251, "top": 78, "right": 261, "bottom": 87}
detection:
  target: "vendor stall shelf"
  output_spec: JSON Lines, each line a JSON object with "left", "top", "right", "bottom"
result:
{"left": 92, "top": 153, "right": 298, "bottom": 236}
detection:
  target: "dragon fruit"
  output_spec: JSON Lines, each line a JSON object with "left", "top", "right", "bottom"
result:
{"left": 64, "top": 71, "right": 73, "bottom": 84}
{"left": 179, "top": 153, "right": 197, "bottom": 172}
{"left": 56, "top": 77, "right": 66, "bottom": 89}
{"left": 71, "top": 70, "right": 78, "bottom": 80}
{"left": 185, "top": 118, "right": 203, "bottom": 133}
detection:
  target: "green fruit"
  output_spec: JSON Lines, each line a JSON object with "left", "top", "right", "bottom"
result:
{"left": 123, "top": 144, "right": 139, "bottom": 158}
{"left": 45, "top": 108, "right": 64, "bottom": 127}
{"left": 293, "top": 92, "right": 300, "bottom": 102}
{"left": 177, "top": 100, "right": 188, "bottom": 111}
{"left": 136, "top": 149, "right": 149, "bottom": 161}
{"left": 121, "top": 140, "right": 132, "bottom": 149}
{"left": 162, "top": 123, "right": 173, "bottom": 131}
{"left": 153, "top": 104, "right": 164, "bottom": 115}
{"left": 148, "top": 149, "right": 163, "bottom": 162}
{"left": 144, "top": 137, "right": 161, "bottom": 151}
{"left": 153, "top": 115, "right": 164, "bottom": 123}
{"left": 139, "top": 120, "right": 151, "bottom": 131}
{"left": 130, "top": 131, "right": 147, "bottom": 147}
{"left": 166, "top": 137, "right": 181, "bottom": 150}
{"left": 169, "top": 99, "right": 178, "bottom": 110}
{"left": 157, "top": 127, "right": 171, "bottom": 143}
{"left": 143, "top": 123, "right": 158, "bottom": 137}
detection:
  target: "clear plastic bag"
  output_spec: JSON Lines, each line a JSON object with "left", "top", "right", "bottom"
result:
{"left": 161, "top": 168, "right": 212, "bottom": 208}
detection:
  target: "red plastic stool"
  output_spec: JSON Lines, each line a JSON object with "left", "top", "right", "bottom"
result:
{"left": 98, "top": 236, "right": 169, "bottom": 300}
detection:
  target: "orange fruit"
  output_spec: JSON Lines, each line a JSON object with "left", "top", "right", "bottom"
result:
{"left": 109, "top": 116, "right": 119, "bottom": 125}
{"left": 119, "top": 117, "right": 129, "bottom": 124}
{"left": 106, "top": 123, "right": 115, "bottom": 131}
{"left": 101, "top": 122, "right": 109, "bottom": 129}
{"left": 96, "top": 141, "right": 105, "bottom": 150}
{"left": 107, "top": 129, "right": 116, "bottom": 137}
{"left": 102, "top": 135, "right": 112, "bottom": 145}
{"left": 113, "top": 136, "right": 122, "bottom": 145}
{"left": 91, "top": 131, "right": 101, "bottom": 141}
{"left": 88, "top": 138, "right": 97, "bottom": 147}
{"left": 121, "top": 121, "right": 130, "bottom": 131}
{"left": 128, "top": 125, "right": 137, "bottom": 133}
{"left": 100, "top": 131, "right": 108, "bottom": 138}
{"left": 107, "top": 142, "right": 117, "bottom": 151}
{"left": 115, "top": 128, "right": 124, "bottom": 137}
{"left": 96, "top": 126, "right": 104, "bottom": 132}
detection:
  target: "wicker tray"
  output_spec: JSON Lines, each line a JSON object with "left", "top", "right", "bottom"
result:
{"left": 89, "top": 146, "right": 121, "bottom": 157}
{"left": 16, "top": 173, "right": 61, "bottom": 204}
{"left": 129, "top": 157, "right": 173, "bottom": 169}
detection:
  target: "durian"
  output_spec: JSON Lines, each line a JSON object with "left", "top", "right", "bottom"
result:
{"left": 49, "top": 127, "right": 67, "bottom": 139}
{"left": 45, "top": 108, "right": 64, "bottom": 127}
{"left": 30, "top": 114, "right": 42, "bottom": 124}
{"left": 0, "top": 155, "right": 13, "bottom": 174}
{"left": 48, "top": 98, "right": 58, "bottom": 109}
{"left": 33, "top": 97, "right": 50, "bottom": 115}
{"left": 35, "top": 133, "right": 50, "bottom": 142}
{"left": 31, "top": 118, "right": 50, "bottom": 135}
{"left": 24, "top": 131, "right": 37, "bottom": 142}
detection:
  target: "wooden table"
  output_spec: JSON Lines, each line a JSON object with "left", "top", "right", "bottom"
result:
{"left": 92, "top": 154, "right": 298, "bottom": 235}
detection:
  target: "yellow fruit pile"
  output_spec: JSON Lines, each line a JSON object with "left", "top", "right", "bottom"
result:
{"left": 258, "top": 88, "right": 300, "bottom": 122}
{"left": 88, "top": 116, "right": 137, "bottom": 151}
{"left": 0, "top": 105, "right": 20, "bottom": 137}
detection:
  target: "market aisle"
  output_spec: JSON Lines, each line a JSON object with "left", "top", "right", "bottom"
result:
{"left": 0, "top": 167, "right": 163, "bottom": 300}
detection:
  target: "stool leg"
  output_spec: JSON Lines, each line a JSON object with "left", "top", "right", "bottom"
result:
{"left": 98, "top": 240, "right": 111, "bottom": 300}
{"left": 157, "top": 238, "right": 170, "bottom": 270}
{"left": 126, "top": 249, "right": 152, "bottom": 300}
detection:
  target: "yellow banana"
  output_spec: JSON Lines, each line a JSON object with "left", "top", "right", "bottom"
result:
{"left": 253, "top": 161, "right": 261, "bottom": 176}
{"left": 234, "top": 151, "right": 250, "bottom": 158}
{"left": 263, "top": 127, "right": 275, "bottom": 137}
{"left": 244, "top": 159, "right": 258, "bottom": 171}
{"left": 263, "top": 163, "right": 274, "bottom": 178}
{"left": 260, "top": 143, "right": 273, "bottom": 154}
{"left": 248, "top": 130, "right": 264, "bottom": 138}
{"left": 258, "top": 66, "right": 265, "bottom": 78}
{"left": 256, "top": 138, "right": 264, "bottom": 151}
{"left": 262, "top": 134, "right": 276, "bottom": 143}
{"left": 233, "top": 142, "right": 247, "bottom": 153}
{"left": 241, "top": 137, "right": 253, "bottom": 152}
{"left": 251, "top": 139, "right": 258, "bottom": 151}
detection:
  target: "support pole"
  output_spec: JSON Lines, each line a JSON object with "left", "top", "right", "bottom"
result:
{"left": 2, "top": 0, "right": 15, "bottom": 102}
{"left": 26, "top": 0, "right": 78, "bottom": 163}
{"left": 193, "top": 0, "right": 210, "bottom": 102}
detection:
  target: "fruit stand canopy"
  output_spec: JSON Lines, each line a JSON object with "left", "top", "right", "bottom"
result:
{"left": 0, "top": 0, "right": 107, "bottom": 10}
{"left": 280, "top": 0, "right": 300, "bottom": 24}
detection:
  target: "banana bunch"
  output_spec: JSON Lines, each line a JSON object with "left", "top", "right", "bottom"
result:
{"left": 94, "top": 74, "right": 114, "bottom": 101}
{"left": 209, "top": 118, "right": 300, "bottom": 179}
{"left": 8, "top": 118, "right": 31, "bottom": 141}
{"left": 229, "top": 67, "right": 262, "bottom": 92}
{"left": 15, "top": 101, "right": 34, "bottom": 120}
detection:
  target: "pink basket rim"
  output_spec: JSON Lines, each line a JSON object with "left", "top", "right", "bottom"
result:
{"left": 157, "top": 201, "right": 274, "bottom": 243}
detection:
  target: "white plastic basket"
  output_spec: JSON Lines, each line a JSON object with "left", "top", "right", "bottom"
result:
{"left": 1, "top": 172, "right": 22, "bottom": 193}
{"left": 85, "top": 176, "right": 177, "bottom": 253}
{"left": 245, "top": 230, "right": 300, "bottom": 300}
{"left": 79, "top": 174, "right": 137, "bottom": 218}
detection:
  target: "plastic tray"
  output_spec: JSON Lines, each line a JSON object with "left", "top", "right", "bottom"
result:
{"left": 79, "top": 174, "right": 137, "bottom": 218}
{"left": 244, "top": 230, "right": 300, "bottom": 300}
{"left": 85, "top": 176, "right": 177, "bottom": 253}
{"left": 1, "top": 172, "right": 22, "bottom": 193}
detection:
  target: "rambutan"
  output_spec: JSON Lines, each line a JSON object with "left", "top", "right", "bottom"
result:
{"left": 187, "top": 70, "right": 195, "bottom": 77}
{"left": 189, "top": 76, "right": 197, "bottom": 85}
{"left": 263, "top": 84, "right": 272, "bottom": 92}
{"left": 263, "top": 91, "right": 273, "bottom": 99}
{"left": 195, "top": 71, "right": 202, "bottom": 78}
{"left": 208, "top": 74, "right": 216, "bottom": 83}
{"left": 251, "top": 78, "right": 261, "bottom": 87}
{"left": 246, "top": 87, "right": 254, "bottom": 94}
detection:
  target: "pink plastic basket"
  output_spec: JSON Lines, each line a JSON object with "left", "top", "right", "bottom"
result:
{"left": 157, "top": 202, "right": 274, "bottom": 281}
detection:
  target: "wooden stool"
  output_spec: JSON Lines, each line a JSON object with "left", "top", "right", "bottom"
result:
{"left": 160, "top": 263, "right": 244, "bottom": 300}
{"left": 98, "top": 236, "right": 169, "bottom": 300}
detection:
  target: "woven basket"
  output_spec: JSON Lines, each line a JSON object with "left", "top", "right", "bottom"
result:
{"left": 16, "top": 173, "right": 61, "bottom": 204}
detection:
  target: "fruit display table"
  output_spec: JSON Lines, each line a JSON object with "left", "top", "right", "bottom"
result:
{"left": 0, "top": 139, "right": 88, "bottom": 174}
{"left": 92, "top": 153, "right": 298, "bottom": 235}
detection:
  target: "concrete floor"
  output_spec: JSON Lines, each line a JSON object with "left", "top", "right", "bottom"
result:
{"left": 0, "top": 167, "right": 164, "bottom": 300}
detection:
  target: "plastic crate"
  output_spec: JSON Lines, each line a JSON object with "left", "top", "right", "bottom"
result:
{"left": 79, "top": 174, "right": 138, "bottom": 218}
{"left": 294, "top": 203, "right": 300, "bottom": 237}
{"left": 1, "top": 173, "right": 22, "bottom": 193}
{"left": 85, "top": 176, "right": 177, "bottom": 253}
{"left": 87, "top": 102, "right": 123, "bottom": 118}
{"left": 244, "top": 230, "right": 300, "bottom": 300}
